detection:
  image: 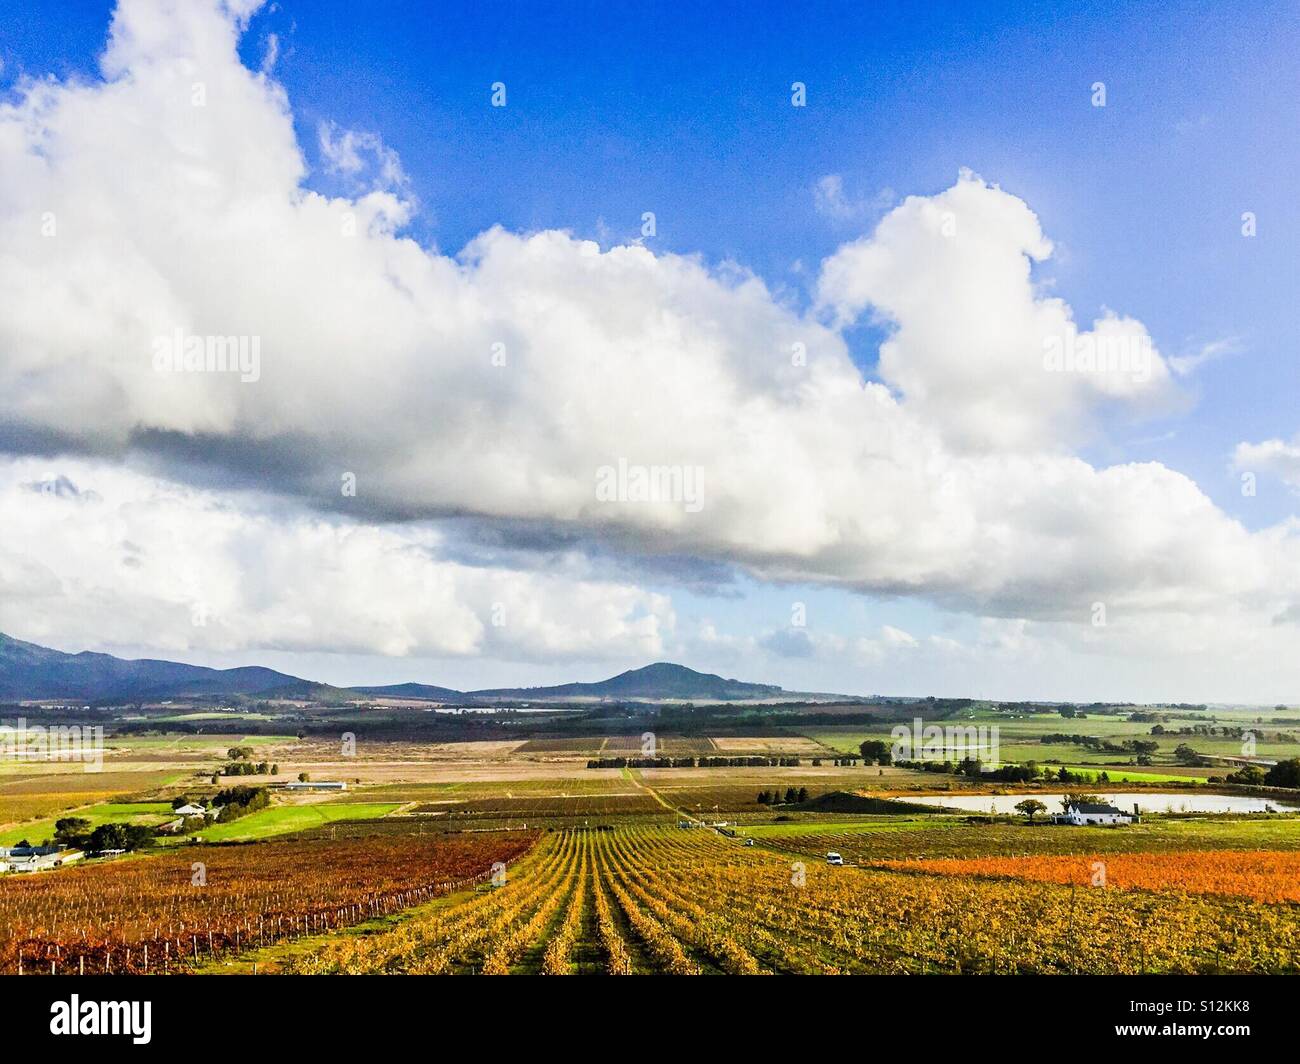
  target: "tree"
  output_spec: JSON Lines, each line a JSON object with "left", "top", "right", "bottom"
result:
{"left": 87, "top": 822, "right": 153, "bottom": 853}
{"left": 1265, "top": 758, "right": 1300, "bottom": 789}
{"left": 796, "top": 787, "right": 808, "bottom": 803}
{"left": 271, "top": 763, "right": 279, "bottom": 775}
{"left": 756, "top": 791, "right": 770, "bottom": 805}
{"left": 1059, "top": 706, "right": 1077, "bottom": 719}
{"left": 297, "top": 771, "right": 310, "bottom": 782}
{"left": 1174, "top": 743, "right": 1205, "bottom": 766}
{"left": 1014, "top": 799, "right": 1048, "bottom": 822}
{"left": 1061, "top": 792, "right": 1103, "bottom": 808}
{"left": 784, "top": 786, "right": 798, "bottom": 804}
{"left": 53, "top": 817, "right": 91, "bottom": 846}
{"left": 859, "top": 739, "right": 891, "bottom": 764}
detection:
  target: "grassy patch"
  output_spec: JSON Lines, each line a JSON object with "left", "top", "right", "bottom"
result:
{"left": 182, "top": 801, "right": 401, "bottom": 842}
{"left": 0, "top": 801, "right": 174, "bottom": 846}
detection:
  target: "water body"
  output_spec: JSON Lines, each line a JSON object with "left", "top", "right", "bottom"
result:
{"left": 901, "top": 792, "right": 1297, "bottom": 815}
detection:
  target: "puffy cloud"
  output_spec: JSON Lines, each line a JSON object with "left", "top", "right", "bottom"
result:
{"left": 817, "top": 170, "right": 1179, "bottom": 451}
{"left": 1, "top": 0, "right": 1298, "bottom": 679}
{"left": 1234, "top": 437, "right": 1300, "bottom": 491}
{"left": 0, "top": 458, "right": 674, "bottom": 661}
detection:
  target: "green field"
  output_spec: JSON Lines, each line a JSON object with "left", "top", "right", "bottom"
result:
{"left": 0, "top": 801, "right": 174, "bottom": 847}
{"left": 802, "top": 707, "right": 1299, "bottom": 774}
{"left": 180, "top": 801, "right": 402, "bottom": 842}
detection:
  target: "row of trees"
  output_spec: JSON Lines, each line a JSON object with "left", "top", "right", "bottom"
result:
{"left": 1040, "top": 733, "right": 1160, "bottom": 757}
{"left": 757, "top": 787, "right": 808, "bottom": 805}
{"left": 210, "top": 784, "right": 271, "bottom": 821}
{"left": 895, "top": 758, "right": 1123, "bottom": 785}
{"left": 585, "top": 756, "right": 803, "bottom": 769}
{"left": 51, "top": 818, "right": 153, "bottom": 853}
{"left": 221, "top": 760, "right": 276, "bottom": 776}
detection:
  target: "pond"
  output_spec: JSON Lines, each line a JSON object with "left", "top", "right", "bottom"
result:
{"left": 900, "top": 792, "right": 1297, "bottom": 815}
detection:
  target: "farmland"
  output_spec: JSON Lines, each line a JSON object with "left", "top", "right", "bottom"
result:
{"left": 0, "top": 770, "right": 183, "bottom": 834}
{"left": 0, "top": 801, "right": 175, "bottom": 847}
{"left": 280, "top": 825, "right": 1300, "bottom": 975}
{"left": 2, "top": 709, "right": 1299, "bottom": 977}
{"left": 878, "top": 850, "right": 1300, "bottom": 903}
{"left": 802, "top": 703, "right": 1300, "bottom": 780}
{"left": 176, "top": 802, "right": 404, "bottom": 842}
{"left": 741, "top": 814, "right": 1300, "bottom": 862}
{"left": 0, "top": 831, "right": 533, "bottom": 974}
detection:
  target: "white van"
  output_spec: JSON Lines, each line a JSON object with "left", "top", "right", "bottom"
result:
{"left": 825, "top": 851, "right": 844, "bottom": 866}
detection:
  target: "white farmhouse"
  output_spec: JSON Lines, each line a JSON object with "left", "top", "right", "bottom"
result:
{"left": 1052, "top": 801, "right": 1135, "bottom": 826}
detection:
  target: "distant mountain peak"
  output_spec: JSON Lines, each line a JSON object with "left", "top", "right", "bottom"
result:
{"left": 0, "top": 631, "right": 315, "bottom": 702}
{"left": 468, "top": 661, "right": 783, "bottom": 701}
{"left": 0, "top": 634, "right": 788, "bottom": 704}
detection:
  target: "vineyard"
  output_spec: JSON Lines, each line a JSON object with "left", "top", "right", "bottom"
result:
{"left": 0, "top": 770, "right": 179, "bottom": 831}
{"left": 881, "top": 849, "right": 1300, "bottom": 903}
{"left": 283, "top": 825, "right": 1300, "bottom": 974}
{"left": 0, "top": 832, "right": 534, "bottom": 974}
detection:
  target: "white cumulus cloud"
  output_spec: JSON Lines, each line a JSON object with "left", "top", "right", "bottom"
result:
{"left": 0, "top": 0, "right": 1297, "bottom": 687}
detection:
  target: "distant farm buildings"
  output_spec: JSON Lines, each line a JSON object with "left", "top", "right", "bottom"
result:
{"left": 160, "top": 802, "right": 221, "bottom": 832}
{"left": 0, "top": 845, "right": 84, "bottom": 873}
{"left": 281, "top": 781, "right": 347, "bottom": 791}
{"left": 1052, "top": 802, "right": 1136, "bottom": 826}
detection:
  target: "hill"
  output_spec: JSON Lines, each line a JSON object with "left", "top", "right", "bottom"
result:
{"left": 351, "top": 682, "right": 466, "bottom": 703}
{"left": 2, "top": 635, "right": 803, "bottom": 705}
{"left": 0, "top": 632, "right": 316, "bottom": 702}
{"left": 469, "top": 662, "right": 783, "bottom": 702}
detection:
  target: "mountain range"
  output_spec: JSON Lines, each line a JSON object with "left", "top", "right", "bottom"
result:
{"left": 0, "top": 632, "right": 798, "bottom": 704}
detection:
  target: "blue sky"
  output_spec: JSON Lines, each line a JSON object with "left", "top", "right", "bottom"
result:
{"left": 183, "top": 0, "right": 1299, "bottom": 518}
{"left": 3, "top": 1, "right": 1299, "bottom": 698}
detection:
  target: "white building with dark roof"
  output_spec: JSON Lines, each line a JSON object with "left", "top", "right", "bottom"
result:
{"left": 1052, "top": 801, "right": 1134, "bottom": 826}
{"left": 0, "top": 846, "right": 84, "bottom": 873}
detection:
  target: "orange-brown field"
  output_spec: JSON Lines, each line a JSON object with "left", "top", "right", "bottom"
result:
{"left": 877, "top": 849, "right": 1300, "bottom": 903}
{"left": 0, "top": 831, "right": 534, "bottom": 974}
